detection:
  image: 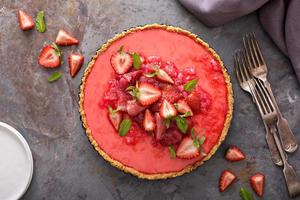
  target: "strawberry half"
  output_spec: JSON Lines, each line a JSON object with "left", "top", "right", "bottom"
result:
{"left": 55, "top": 29, "right": 79, "bottom": 46}
{"left": 68, "top": 53, "right": 84, "bottom": 77}
{"left": 225, "top": 146, "right": 245, "bottom": 162}
{"left": 160, "top": 99, "right": 177, "bottom": 119}
{"left": 137, "top": 83, "right": 162, "bottom": 106}
{"left": 108, "top": 109, "right": 122, "bottom": 131}
{"left": 38, "top": 44, "right": 61, "bottom": 68}
{"left": 154, "top": 113, "right": 166, "bottom": 140}
{"left": 250, "top": 173, "right": 265, "bottom": 197}
{"left": 219, "top": 170, "right": 237, "bottom": 192}
{"left": 146, "top": 66, "right": 174, "bottom": 84}
{"left": 18, "top": 10, "right": 34, "bottom": 31}
{"left": 186, "top": 91, "right": 201, "bottom": 113}
{"left": 111, "top": 48, "right": 133, "bottom": 74}
{"left": 176, "top": 136, "right": 200, "bottom": 159}
{"left": 143, "top": 109, "right": 155, "bottom": 131}
{"left": 126, "top": 100, "right": 146, "bottom": 116}
{"left": 156, "top": 68, "right": 174, "bottom": 84}
{"left": 175, "top": 99, "right": 193, "bottom": 116}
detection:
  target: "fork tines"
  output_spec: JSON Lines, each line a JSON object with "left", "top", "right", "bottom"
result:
{"left": 243, "top": 32, "right": 265, "bottom": 68}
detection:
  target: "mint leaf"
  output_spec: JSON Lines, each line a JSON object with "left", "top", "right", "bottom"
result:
{"left": 132, "top": 52, "right": 142, "bottom": 69}
{"left": 48, "top": 72, "right": 62, "bottom": 83}
{"left": 240, "top": 188, "right": 253, "bottom": 200}
{"left": 168, "top": 146, "right": 176, "bottom": 159}
{"left": 190, "top": 128, "right": 206, "bottom": 149}
{"left": 183, "top": 79, "right": 198, "bottom": 92}
{"left": 119, "top": 119, "right": 132, "bottom": 137}
{"left": 199, "top": 135, "right": 206, "bottom": 145}
{"left": 191, "top": 127, "right": 195, "bottom": 138}
{"left": 193, "top": 137, "right": 200, "bottom": 148}
{"left": 36, "top": 11, "right": 46, "bottom": 33}
{"left": 176, "top": 116, "right": 188, "bottom": 134}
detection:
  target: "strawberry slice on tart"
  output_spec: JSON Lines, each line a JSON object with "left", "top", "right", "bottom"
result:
{"left": 145, "top": 66, "right": 174, "bottom": 84}
{"left": 111, "top": 47, "right": 133, "bottom": 74}
{"left": 127, "top": 82, "right": 162, "bottom": 106}
{"left": 176, "top": 136, "right": 199, "bottom": 159}
{"left": 17, "top": 10, "right": 34, "bottom": 31}
{"left": 154, "top": 112, "right": 166, "bottom": 140}
{"left": 160, "top": 99, "right": 177, "bottom": 119}
{"left": 143, "top": 109, "right": 155, "bottom": 132}
{"left": 126, "top": 100, "right": 146, "bottom": 116}
{"left": 175, "top": 99, "right": 193, "bottom": 116}
{"left": 108, "top": 106, "right": 122, "bottom": 131}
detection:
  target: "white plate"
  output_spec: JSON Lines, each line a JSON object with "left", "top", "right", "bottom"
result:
{"left": 0, "top": 122, "right": 33, "bottom": 200}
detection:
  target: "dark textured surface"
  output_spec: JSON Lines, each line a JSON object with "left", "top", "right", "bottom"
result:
{"left": 0, "top": 1, "right": 300, "bottom": 199}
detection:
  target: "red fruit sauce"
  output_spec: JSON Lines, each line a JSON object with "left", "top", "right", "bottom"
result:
{"left": 83, "top": 28, "right": 229, "bottom": 174}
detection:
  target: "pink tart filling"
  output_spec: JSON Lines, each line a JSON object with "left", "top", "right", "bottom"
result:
{"left": 83, "top": 27, "right": 230, "bottom": 175}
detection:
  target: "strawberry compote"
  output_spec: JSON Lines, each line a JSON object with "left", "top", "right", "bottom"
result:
{"left": 101, "top": 53, "right": 212, "bottom": 151}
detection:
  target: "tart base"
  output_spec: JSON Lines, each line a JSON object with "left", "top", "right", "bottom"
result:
{"left": 79, "top": 24, "right": 234, "bottom": 180}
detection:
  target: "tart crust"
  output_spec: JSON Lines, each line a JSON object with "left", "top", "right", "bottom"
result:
{"left": 79, "top": 24, "right": 234, "bottom": 180}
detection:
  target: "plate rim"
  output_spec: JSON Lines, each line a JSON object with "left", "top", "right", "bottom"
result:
{"left": 0, "top": 122, "right": 33, "bottom": 200}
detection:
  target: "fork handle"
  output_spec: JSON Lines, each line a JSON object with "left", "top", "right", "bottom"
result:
{"left": 264, "top": 123, "right": 283, "bottom": 166}
{"left": 264, "top": 81, "right": 298, "bottom": 153}
{"left": 271, "top": 126, "right": 300, "bottom": 197}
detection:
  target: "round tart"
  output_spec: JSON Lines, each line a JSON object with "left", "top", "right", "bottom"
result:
{"left": 79, "top": 24, "right": 233, "bottom": 180}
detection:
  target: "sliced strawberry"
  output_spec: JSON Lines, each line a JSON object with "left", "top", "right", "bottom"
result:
{"left": 250, "top": 173, "right": 265, "bottom": 197}
{"left": 160, "top": 99, "right": 177, "bottom": 119}
{"left": 186, "top": 91, "right": 201, "bottom": 113}
{"left": 219, "top": 170, "right": 237, "bottom": 192}
{"left": 143, "top": 109, "right": 155, "bottom": 131}
{"left": 111, "top": 48, "right": 133, "bottom": 74}
{"left": 154, "top": 113, "right": 166, "bottom": 140}
{"left": 38, "top": 44, "right": 61, "bottom": 68}
{"left": 176, "top": 136, "right": 200, "bottom": 159}
{"left": 18, "top": 10, "right": 34, "bottom": 31}
{"left": 137, "top": 83, "right": 162, "bottom": 106}
{"left": 175, "top": 99, "right": 193, "bottom": 116}
{"left": 55, "top": 29, "right": 79, "bottom": 46}
{"left": 156, "top": 68, "right": 174, "bottom": 84}
{"left": 68, "top": 53, "right": 84, "bottom": 77}
{"left": 126, "top": 100, "right": 146, "bottom": 116}
{"left": 186, "top": 88, "right": 212, "bottom": 114}
{"left": 108, "top": 111, "right": 122, "bottom": 131}
{"left": 225, "top": 146, "right": 245, "bottom": 162}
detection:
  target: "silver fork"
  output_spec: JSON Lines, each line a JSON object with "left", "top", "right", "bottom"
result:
{"left": 234, "top": 50, "right": 282, "bottom": 166}
{"left": 243, "top": 33, "right": 298, "bottom": 153}
{"left": 249, "top": 79, "right": 300, "bottom": 197}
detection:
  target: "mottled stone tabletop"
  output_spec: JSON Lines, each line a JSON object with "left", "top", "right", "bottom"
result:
{"left": 0, "top": 0, "right": 300, "bottom": 200}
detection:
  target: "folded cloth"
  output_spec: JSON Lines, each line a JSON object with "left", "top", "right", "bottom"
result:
{"left": 179, "top": 0, "right": 300, "bottom": 82}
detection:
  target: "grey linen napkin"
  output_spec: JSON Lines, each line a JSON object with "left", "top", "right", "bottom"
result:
{"left": 179, "top": 0, "right": 300, "bottom": 82}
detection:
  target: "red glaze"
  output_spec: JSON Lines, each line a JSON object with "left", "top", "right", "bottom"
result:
{"left": 83, "top": 28, "right": 229, "bottom": 174}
